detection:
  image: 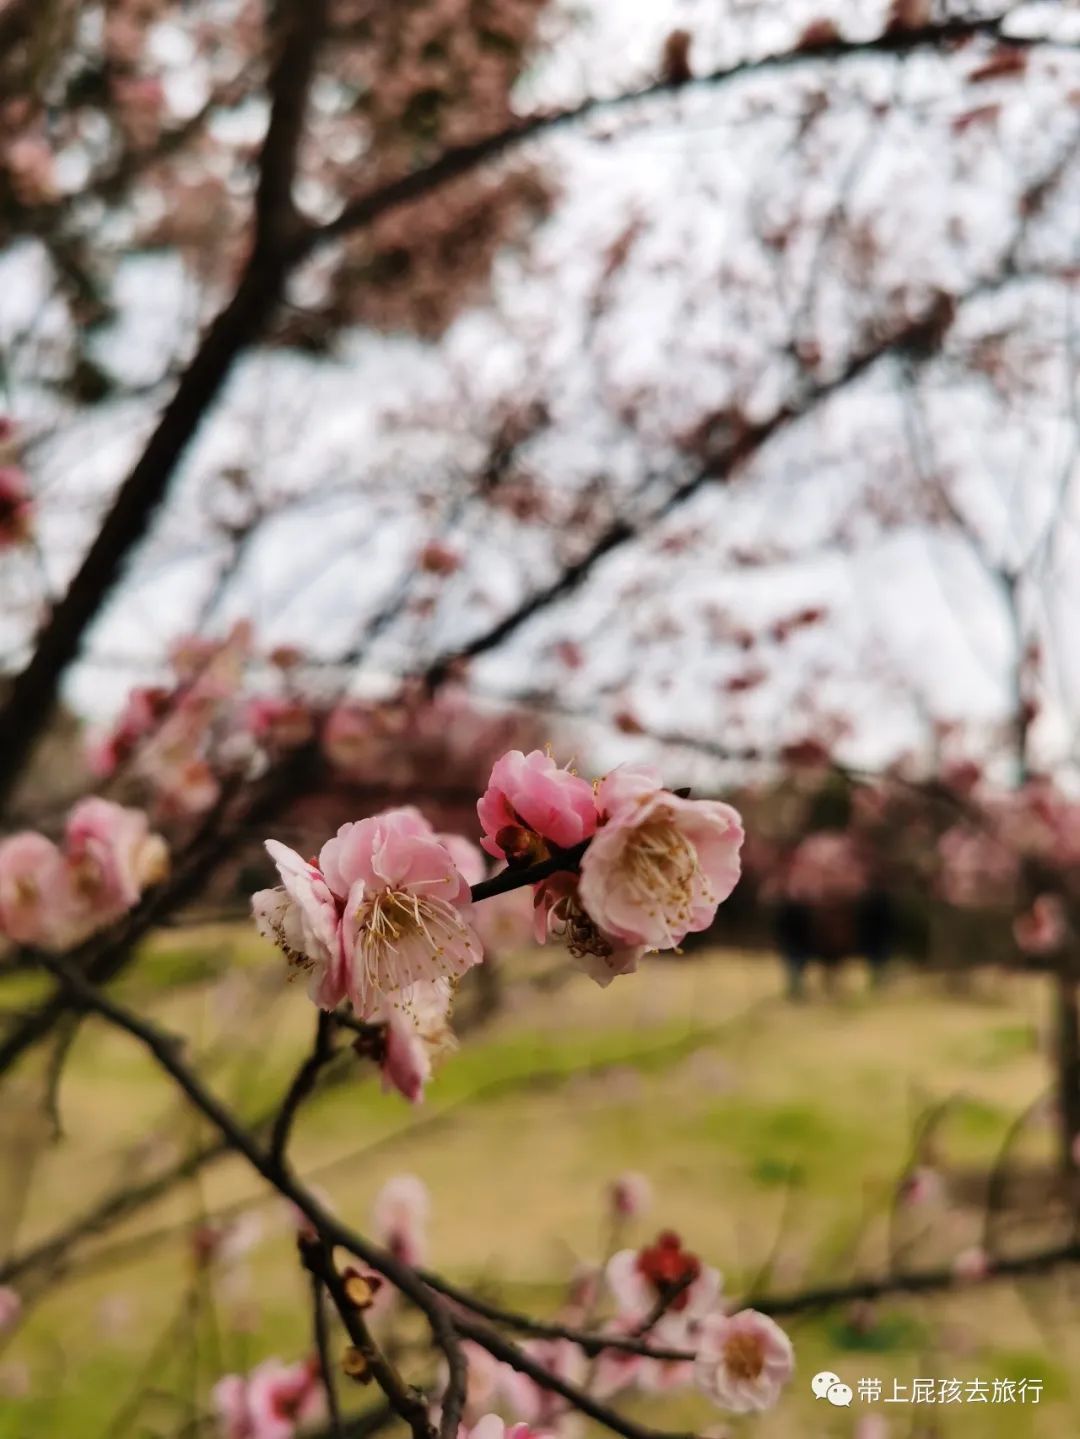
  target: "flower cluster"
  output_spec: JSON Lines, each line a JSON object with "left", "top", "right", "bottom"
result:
{"left": 212, "top": 1357, "right": 324, "bottom": 1439}
{"left": 413, "top": 1172, "right": 793, "bottom": 1431}
{"left": 0, "top": 798, "right": 168, "bottom": 952}
{"left": 90, "top": 625, "right": 545, "bottom": 825}
{"left": 88, "top": 622, "right": 255, "bottom": 817}
{"left": 483, "top": 751, "right": 743, "bottom": 984}
{"left": 252, "top": 752, "right": 743, "bottom": 1099}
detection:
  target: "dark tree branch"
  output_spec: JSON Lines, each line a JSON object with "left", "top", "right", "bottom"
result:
{"left": 0, "top": 745, "right": 317, "bottom": 1079}
{"left": 452, "top": 1315, "right": 695, "bottom": 1439}
{"left": 311, "top": 1269, "right": 345, "bottom": 1437}
{"left": 32, "top": 949, "right": 468, "bottom": 1439}
{"left": 309, "top": 15, "right": 1063, "bottom": 256}
{"left": 269, "top": 1009, "right": 338, "bottom": 1167}
{"left": 0, "top": 0, "right": 329, "bottom": 815}
{"left": 305, "top": 1242, "right": 435, "bottom": 1439}
{"left": 0, "top": 0, "right": 35, "bottom": 58}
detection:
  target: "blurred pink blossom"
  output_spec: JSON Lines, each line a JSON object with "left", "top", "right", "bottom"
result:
{"left": 375, "top": 979, "right": 455, "bottom": 1104}
{"left": 463, "top": 1418, "right": 555, "bottom": 1439}
{"left": 244, "top": 697, "right": 315, "bottom": 751}
{"left": 3, "top": 136, "right": 56, "bottom": 205}
{"left": 0, "top": 1287, "right": 21, "bottom": 1333}
{"left": 606, "top": 1231, "right": 720, "bottom": 1338}
{"left": 0, "top": 833, "right": 66, "bottom": 946}
{"left": 1014, "top": 894, "right": 1066, "bottom": 955}
{"left": 63, "top": 797, "right": 169, "bottom": 921}
{"left": 0, "top": 800, "right": 168, "bottom": 951}
{"left": 899, "top": 1166, "right": 944, "bottom": 1208}
{"left": 472, "top": 881, "right": 536, "bottom": 958}
{"left": 212, "top": 1357, "right": 323, "bottom": 1439}
{"left": 854, "top": 1418, "right": 889, "bottom": 1439}
{"left": 952, "top": 1245, "right": 991, "bottom": 1283}
{"left": 372, "top": 1174, "right": 429, "bottom": 1267}
{"left": 499, "top": 1340, "right": 586, "bottom": 1430}
{"left": 783, "top": 830, "right": 867, "bottom": 903}
{"left": 609, "top": 1171, "right": 652, "bottom": 1220}
{"left": 693, "top": 1309, "right": 794, "bottom": 1414}
{"left": 937, "top": 825, "right": 1018, "bottom": 909}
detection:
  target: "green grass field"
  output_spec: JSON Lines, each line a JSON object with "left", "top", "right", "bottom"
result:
{"left": 1, "top": 933, "right": 1077, "bottom": 1437}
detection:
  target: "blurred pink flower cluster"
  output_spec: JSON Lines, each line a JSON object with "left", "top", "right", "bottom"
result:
{"left": 212, "top": 1356, "right": 324, "bottom": 1439}
{"left": 936, "top": 824, "right": 1019, "bottom": 910}
{"left": 88, "top": 622, "right": 257, "bottom": 818}
{"left": 416, "top": 1173, "right": 793, "bottom": 1431}
{"left": 780, "top": 830, "right": 868, "bottom": 904}
{"left": 90, "top": 625, "right": 544, "bottom": 826}
{"left": 0, "top": 797, "right": 168, "bottom": 951}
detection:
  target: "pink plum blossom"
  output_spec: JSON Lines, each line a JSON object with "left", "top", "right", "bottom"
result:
{"left": 693, "top": 1309, "right": 794, "bottom": 1414}
{"left": 472, "top": 882, "right": 536, "bottom": 958}
{"left": 63, "top": 798, "right": 169, "bottom": 925}
{"left": 606, "top": 1231, "right": 721, "bottom": 1338}
{"left": 463, "top": 1418, "right": 555, "bottom": 1439}
{"left": 937, "top": 825, "right": 1018, "bottom": 909}
{"left": 636, "top": 1350, "right": 695, "bottom": 1394}
{"left": 374, "top": 978, "right": 455, "bottom": 1103}
{"left": 3, "top": 136, "right": 56, "bottom": 205}
{"left": 191, "top": 1211, "right": 263, "bottom": 1272}
{"left": 783, "top": 830, "right": 866, "bottom": 902}
{"left": 952, "top": 1245, "right": 991, "bottom": 1283}
{"left": 372, "top": 1174, "right": 429, "bottom": 1267}
{"left": 0, "top": 1287, "right": 21, "bottom": 1333}
{"left": 244, "top": 697, "right": 315, "bottom": 751}
{"left": 588, "top": 1320, "right": 647, "bottom": 1399}
{"left": 212, "top": 1357, "right": 323, "bottom": 1439}
{"left": 579, "top": 766, "right": 743, "bottom": 950}
{"left": 433, "top": 1341, "right": 507, "bottom": 1424}
{"left": 1014, "top": 894, "right": 1066, "bottom": 955}
{"left": 609, "top": 1171, "right": 652, "bottom": 1220}
{"left": 477, "top": 750, "right": 598, "bottom": 860}
{"left": 533, "top": 872, "right": 643, "bottom": 985}
{"left": 111, "top": 73, "right": 165, "bottom": 148}
{"left": 564, "top": 1261, "right": 602, "bottom": 1316}
{"left": 87, "top": 685, "right": 171, "bottom": 776}
{"left": 0, "top": 832, "right": 66, "bottom": 946}
{"left": 318, "top": 808, "right": 482, "bottom": 1016}
{"left": 154, "top": 756, "right": 222, "bottom": 817}
{"left": 0, "top": 800, "right": 167, "bottom": 952}
{"left": 438, "top": 832, "right": 487, "bottom": 886}
{"left": 499, "top": 1340, "right": 587, "bottom": 1429}
{"left": 252, "top": 842, "right": 345, "bottom": 1009}
{"left": 854, "top": 1419, "right": 889, "bottom": 1439}
{"left": 322, "top": 701, "right": 379, "bottom": 774}
{"left": 899, "top": 1166, "right": 944, "bottom": 1208}
{"left": 0, "top": 465, "right": 32, "bottom": 546}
